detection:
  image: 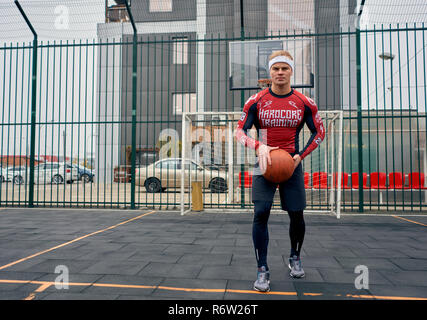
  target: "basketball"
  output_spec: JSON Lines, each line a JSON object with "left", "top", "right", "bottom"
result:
{"left": 263, "top": 149, "right": 295, "bottom": 183}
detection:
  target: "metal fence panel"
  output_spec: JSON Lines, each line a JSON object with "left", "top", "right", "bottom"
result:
{"left": 1, "top": 25, "right": 427, "bottom": 212}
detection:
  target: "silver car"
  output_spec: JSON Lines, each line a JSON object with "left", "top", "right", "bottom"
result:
{"left": 135, "top": 158, "right": 228, "bottom": 193}
{"left": 11, "top": 162, "right": 79, "bottom": 185}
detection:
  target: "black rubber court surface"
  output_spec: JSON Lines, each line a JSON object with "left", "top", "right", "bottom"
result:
{"left": 0, "top": 207, "right": 426, "bottom": 300}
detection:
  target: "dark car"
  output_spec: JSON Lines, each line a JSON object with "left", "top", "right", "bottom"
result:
{"left": 72, "top": 164, "right": 95, "bottom": 183}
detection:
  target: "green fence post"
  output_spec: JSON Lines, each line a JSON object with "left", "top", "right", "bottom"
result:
{"left": 356, "top": 1, "right": 365, "bottom": 212}
{"left": 125, "top": 1, "right": 137, "bottom": 209}
{"left": 14, "top": 0, "right": 37, "bottom": 208}
{"left": 239, "top": 0, "right": 245, "bottom": 208}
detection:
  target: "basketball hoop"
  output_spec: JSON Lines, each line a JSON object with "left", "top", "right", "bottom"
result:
{"left": 257, "top": 78, "right": 272, "bottom": 89}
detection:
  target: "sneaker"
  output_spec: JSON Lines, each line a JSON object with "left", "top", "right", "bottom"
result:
{"left": 253, "top": 266, "right": 270, "bottom": 292}
{"left": 288, "top": 255, "right": 305, "bottom": 278}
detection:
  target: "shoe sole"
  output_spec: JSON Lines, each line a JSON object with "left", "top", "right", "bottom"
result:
{"left": 253, "top": 280, "right": 270, "bottom": 293}
{"left": 288, "top": 264, "right": 305, "bottom": 278}
{"left": 290, "top": 272, "right": 305, "bottom": 278}
{"left": 253, "top": 285, "right": 270, "bottom": 292}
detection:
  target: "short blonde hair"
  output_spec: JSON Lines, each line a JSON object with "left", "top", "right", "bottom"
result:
{"left": 269, "top": 50, "right": 293, "bottom": 61}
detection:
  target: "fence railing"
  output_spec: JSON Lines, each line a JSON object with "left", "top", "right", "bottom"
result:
{"left": 0, "top": 24, "right": 426, "bottom": 212}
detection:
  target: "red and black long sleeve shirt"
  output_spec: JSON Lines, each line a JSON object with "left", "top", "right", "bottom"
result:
{"left": 235, "top": 88, "right": 325, "bottom": 160}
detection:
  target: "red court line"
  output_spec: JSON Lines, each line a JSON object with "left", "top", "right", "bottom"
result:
{"left": 0, "top": 210, "right": 156, "bottom": 271}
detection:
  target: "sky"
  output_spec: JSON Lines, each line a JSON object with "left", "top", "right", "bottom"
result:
{"left": 0, "top": 0, "right": 425, "bottom": 42}
{"left": 0, "top": 0, "right": 106, "bottom": 42}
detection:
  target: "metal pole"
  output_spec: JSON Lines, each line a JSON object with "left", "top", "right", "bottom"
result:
{"left": 14, "top": 0, "right": 37, "bottom": 207}
{"left": 239, "top": 0, "right": 245, "bottom": 208}
{"left": 356, "top": 0, "right": 366, "bottom": 212}
{"left": 124, "top": 0, "right": 137, "bottom": 209}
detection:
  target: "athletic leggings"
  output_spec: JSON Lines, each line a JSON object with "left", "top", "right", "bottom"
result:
{"left": 252, "top": 201, "right": 305, "bottom": 269}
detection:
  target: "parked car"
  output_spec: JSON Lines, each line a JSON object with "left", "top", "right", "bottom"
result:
{"left": 135, "top": 158, "right": 228, "bottom": 193}
{"left": 0, "top": 166, "right": 7, "bottom": 182}
{"left": 12, "top": 162, "right": 79, "bottom": 185}
{"left": 72, "top": 164, "right": 95, "bottom": 183}
{"left": 5, "top": 166, "right": 27, "bottom": 182}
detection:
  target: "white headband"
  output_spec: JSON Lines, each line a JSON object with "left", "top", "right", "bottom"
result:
{"left": 268, "top": 56, "right": 294, "bottom": 71}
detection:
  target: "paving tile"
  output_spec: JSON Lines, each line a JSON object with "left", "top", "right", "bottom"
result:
{"left": 177, "top": 253, "right": 232, "bottom": 266}
{"left": 378, "top": 270, "right": 427, "bottom": 287}
{"left": 398, "top": 248, "right": 427, "bottom": 259}
{"left": 79, "top": 260, "right": 148, "bottom": 276}
{"left": 151, "top": 237, "right": 196, "bottom": 245}
{"left": 151, "top": 278, "right": 227, "bottom": 299}
{"left": 0, "top": 289, "right": 38, "bottom": 300}
{"left": 9, "top": 259, "right": 98, "bottom": 274}
{"left": 302, "top": 246, "right": 358, "bottom": 257}
{"left": 210, "top": 245, "right": 253, "bottom": 255}
{"left": 163, "top": 244, "right": 213, "bottom": 255}
{"left": 297, "top": 256, "right": 342, "bottom": 269}
{"left": 77, "top": 250, "right": 138, "bottom": 261}
{"left": 335, "top": 257, "right": 402, "bottom": 271}
{"left": 1, "top": 209, "right": 427, "bottom": 300}
{"left": 194, "top": 238, "right": 236, "bottom": 246}
{"left": 41, "top": 292, "right": 120, "bottom": 300}
{"left": 128, "top": 253, "right": 182, "bottom": 263}
{"left": 293, "top": 282, "right": 372, "bottom": 300}
{"left": 367, "top": 284, "right": 427, "bottom": 299}
{"left": 223, "top": 280, "right": 298, "bottom": 300}
{"left": 317, "top": 267, "right": 393, "bottom": 285}
{"left": 197, "top": 265, "right": 255, "bottom": 281}
{"left": 0, "top": 271, "right": 48, "bottom": 281}
{"left": 82, "top": 274, "right": 163, "bottom": 296}
{"left": 0, "top": 258, "right": 48, "bottom": 272}
{"left": 349, "top": 248, "right": 411, "bottom": 258}
{"left": 138, "top": 262, "right": 202, "bottom": 279}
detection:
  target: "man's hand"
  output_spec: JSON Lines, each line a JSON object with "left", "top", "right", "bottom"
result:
{"left": 256, "top": 144, "right": 279, "bottom": 174}
{"left": 292, "top": 154, "right": 301, "bottom": 169}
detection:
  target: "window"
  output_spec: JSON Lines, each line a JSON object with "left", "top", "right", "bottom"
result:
{"left": 183, "top": 161, "right": 198, "bottom": 170}
{"left": 173, "top": 93, "right": 196, "bottom": 115}
{"left": 155, "top": 161, "right": 164, "bottom": 169}
{"left": 45, "top": 163, "right": 60, "bottom": 170}
{"left": 173, "top": 37, "right": 188, "bottom": 64}
{"left": 149, "top": 0, "right": 172, "bottom": 12}
{"left": 156, "top": 160, "right": 178, "bottom": 169}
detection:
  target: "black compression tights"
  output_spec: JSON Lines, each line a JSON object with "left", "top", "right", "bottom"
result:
{"left": 252, "top": 201, "right": 305, "bottom": 269}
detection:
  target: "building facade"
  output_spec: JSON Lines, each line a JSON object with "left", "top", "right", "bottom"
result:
{"left": 95, "top": 0, "right": 358, "bottom": 181}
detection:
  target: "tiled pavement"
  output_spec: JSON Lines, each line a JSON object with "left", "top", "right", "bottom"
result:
{"left": 0, "top": 207, "right": 426, "bottom": 300}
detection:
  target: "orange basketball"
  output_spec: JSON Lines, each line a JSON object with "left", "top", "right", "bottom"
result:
{"left": 263, "top": 149, "right": 295, "bottom": 184}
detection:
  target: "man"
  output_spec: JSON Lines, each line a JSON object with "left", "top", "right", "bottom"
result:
{"left": 235, "top": 50, "right": 325, "bottom": 292}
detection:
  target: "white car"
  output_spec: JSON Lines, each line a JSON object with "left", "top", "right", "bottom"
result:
{"left": 5, "top": 166, "right": 27, "bottom": 182}
{"left": 11, "top": 162, "right": 79, "bottom": 185}
{"left": 135, "top": 158, "right": 228, "bottom": 193}
{"left": 0, "top": 166, "right": 8, "bottom": 182}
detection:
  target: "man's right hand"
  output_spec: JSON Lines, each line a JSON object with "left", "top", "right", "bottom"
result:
{"left": 256, "top": 144, "right": 279, "bottom": 174}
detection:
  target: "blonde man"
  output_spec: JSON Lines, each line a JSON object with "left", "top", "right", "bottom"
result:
{"left": 235, "top": 50, "right": 325, "bottom": 292}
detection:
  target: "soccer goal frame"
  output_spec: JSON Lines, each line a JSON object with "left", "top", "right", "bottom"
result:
{"left": 181, "top": 110, "right": 344, "bottom": 218}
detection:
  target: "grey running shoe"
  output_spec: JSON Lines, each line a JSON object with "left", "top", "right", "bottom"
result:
{"left": 253, "top": 266, "right": 270, "bottom": 292}
{"left": 288, "top": 255, "right": 305, "bottom": 278}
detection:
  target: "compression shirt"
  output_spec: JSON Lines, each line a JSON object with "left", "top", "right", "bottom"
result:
{"left": 235, "top": 88, "right": 325, "bottom": 160}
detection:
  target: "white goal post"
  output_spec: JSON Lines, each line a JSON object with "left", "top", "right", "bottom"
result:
{"left": 181, "top": 110, "right": 343, "bottom": 218}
